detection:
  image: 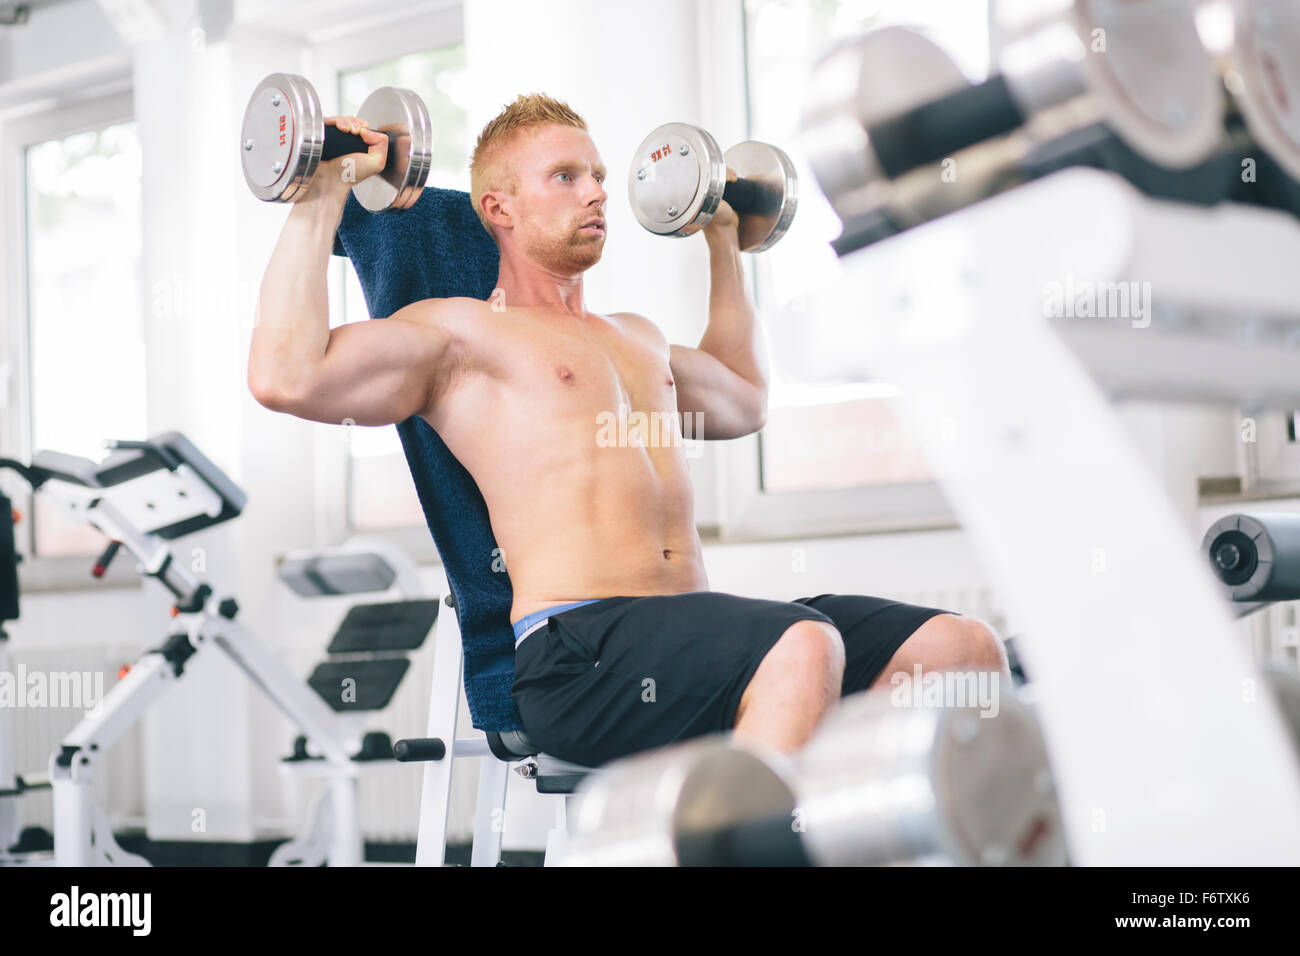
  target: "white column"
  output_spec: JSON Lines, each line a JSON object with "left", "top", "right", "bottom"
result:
{"left": 132, "top": 6, "right": 321, "bottom": 843}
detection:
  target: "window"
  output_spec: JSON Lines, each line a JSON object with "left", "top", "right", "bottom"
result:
{"left": 716, "top": 0, "right": 988, "bottom": 533}
{"left": 22, "top": 117, "right": 143, "bottom": 557}
{"left": 335, "top": 45, "right": 472, "bottom": 531}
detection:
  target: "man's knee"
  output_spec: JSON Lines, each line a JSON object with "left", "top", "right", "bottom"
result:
{"left": 776, "top": 619, "right": 846, "bottom": 676}
{"left": 888, "top": 613, "right": 1008, "bottom": 675}
{"left": 737, "top": 620, "right": 844, "bottom": 723}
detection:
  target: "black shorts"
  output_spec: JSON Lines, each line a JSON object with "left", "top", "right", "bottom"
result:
{"left": 510, "top": 591, "right": 948, "bottom": 767}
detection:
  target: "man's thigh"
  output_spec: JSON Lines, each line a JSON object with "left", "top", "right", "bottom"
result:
{"left": 511, "top": 591, "right": 834, "bottom": 766}
{"left": 792, "top": 593, "right": 948, "bottom": 695}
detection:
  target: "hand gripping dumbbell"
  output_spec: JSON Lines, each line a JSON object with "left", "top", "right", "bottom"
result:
{"left": 627, "top": 122, "right": 799, "bottom": 252}
{"left": 240, "top": 72, "right": 433, "bottom": 212}
{"left": 802, "top": 1, "right": 1225, "bottom": 254}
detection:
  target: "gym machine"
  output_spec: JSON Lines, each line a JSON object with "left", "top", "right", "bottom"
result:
{"left": 1202, "top": 512, "right": 1300, "bottom": 754}
{"left": 789, "top": 168, "right": 1300, "bottom": 863}
{"left": 0, "top": 433, "right": 429, "bottom": 865}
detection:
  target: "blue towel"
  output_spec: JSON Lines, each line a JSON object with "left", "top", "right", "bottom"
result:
{"left": 332, "top": 186, "right": 522, "bottom": 732}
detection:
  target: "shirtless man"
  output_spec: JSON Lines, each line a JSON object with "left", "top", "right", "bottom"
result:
{"left": 249, "top": 93, "right": 1009, "bottom": 768}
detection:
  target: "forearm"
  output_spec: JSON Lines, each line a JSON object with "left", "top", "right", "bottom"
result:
{"left": 248, "top": 186, "right": 349, "bottom": 401}
{"left": 698, "top": 230, "right": 769, "bottom": 394}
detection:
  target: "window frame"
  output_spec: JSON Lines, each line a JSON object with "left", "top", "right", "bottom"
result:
{"left": 712, "top": 0, "right": 959, "bottom": 539}
{"left": 1, "top": 81, "right": 142, "bottom": 591}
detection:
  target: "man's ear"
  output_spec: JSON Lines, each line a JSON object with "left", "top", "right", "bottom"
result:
{"left": 481, "top": 191, "right": 512, "bottom": 233}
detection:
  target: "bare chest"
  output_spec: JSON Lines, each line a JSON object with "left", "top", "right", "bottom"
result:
{"left": 504, "top": 316, "right": 677, "bottom": 418}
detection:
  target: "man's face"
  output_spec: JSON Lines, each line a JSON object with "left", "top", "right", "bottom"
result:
{"left": 501, "top": 125, "right": 608, "bottom": 273}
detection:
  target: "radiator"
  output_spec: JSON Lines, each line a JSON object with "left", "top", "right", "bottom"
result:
{"left": 278, "top": 632, "right": 478, "bottom": 847}
{"left": 3, "top": 641, "right": 148, "bottom": 835}
{"left": 6, "top": 630, "right": 469, "bottom": 850}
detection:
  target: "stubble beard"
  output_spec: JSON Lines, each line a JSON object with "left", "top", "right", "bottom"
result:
{"left": 522, "top": 223, "right": 604, "bottom": 274}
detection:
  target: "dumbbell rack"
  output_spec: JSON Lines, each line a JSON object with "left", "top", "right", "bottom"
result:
{"left": 828, "top": 167, "right": 1300, "bottom": 864}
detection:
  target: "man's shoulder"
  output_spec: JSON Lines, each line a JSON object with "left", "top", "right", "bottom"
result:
{"left": 426, "top": 295, "right": 492, "bottom": 317}
{"left": 394, "top": 296, "right": 496, "bottom": 334}
{"left": 608, "top": 311, "right": 668, "bottom": 347}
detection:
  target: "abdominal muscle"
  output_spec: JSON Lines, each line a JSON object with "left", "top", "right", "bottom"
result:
{"left": 490, "top": 433, "right": 709, "bottom": 624}
{"left": 426, "top": 330, "right": 710, "bottom": 625}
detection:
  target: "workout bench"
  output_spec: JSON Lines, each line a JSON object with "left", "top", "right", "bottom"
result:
{"left": 396, "top": 590, "right": 597, "bottom": 866}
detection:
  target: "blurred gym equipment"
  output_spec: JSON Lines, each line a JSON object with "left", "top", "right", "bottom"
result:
{"left": 555, "top": 691, "right": 1065, "bottom": 866}
{"left": 802, "top": 1, "right": 1224, "bottom": 253}
{"left": 1203, "top": 513, "right": 1300, "bottom": 609}
{"left": 787, "top": 163, "right": 1300, "bottom": 863}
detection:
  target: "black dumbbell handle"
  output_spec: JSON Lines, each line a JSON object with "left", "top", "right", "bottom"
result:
{"left": 867, "top": 74, "right": 1026, "bottom": 179}
{"left": 321, "top": 124, "right": 396, "bottom": 167}
{"left": 676, "top": 813, "right": 813, "bottom": 866}
{"left": 722, "top": 177, "right": 764, "bottom": 215}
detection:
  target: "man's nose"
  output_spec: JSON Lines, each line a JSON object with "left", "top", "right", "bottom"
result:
{"left": 585, "top": 176, "right": 607, "bottom": 206}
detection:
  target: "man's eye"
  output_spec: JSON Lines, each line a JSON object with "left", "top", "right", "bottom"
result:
{"left": 557, "top": 172, "right": 571, "bottom": 182}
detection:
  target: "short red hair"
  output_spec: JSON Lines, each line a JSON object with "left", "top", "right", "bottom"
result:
{"left": 469, "top": 93, "right": 588, "bottom": 242}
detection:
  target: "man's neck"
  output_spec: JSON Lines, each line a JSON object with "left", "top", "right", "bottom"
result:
{"left": 494, "top": 254, "right": 588, "bottom": 318}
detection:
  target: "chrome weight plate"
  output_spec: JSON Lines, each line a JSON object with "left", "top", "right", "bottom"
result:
{"left": 724, "top": 140, "right": 799, "bottom": 252}
{"left": 352, "top": 86, "right": 434, "bottom": 213}
{"left": 800, "top": 26, "right": 968, "bottom": 216}
{"left": 240, "top": 73, "right": 324, "bottom": 203}
{"left": 1072, "top": 0, "right": 1223, "bottom": 168}
{"left": 1228, "top": 0, "right": 1300, "bottom": 182}
{"left": 628, "top": 122, "right": 726, "bottom": 236}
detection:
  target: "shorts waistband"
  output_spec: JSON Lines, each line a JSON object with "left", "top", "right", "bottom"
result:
{"left": 512, "top": 599, "right": 603, "bottom": 648}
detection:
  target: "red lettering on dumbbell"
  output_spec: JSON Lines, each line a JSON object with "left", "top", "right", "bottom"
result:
{"left": 649, "top": 142, "right": 671, "bottom": 163}
{"left": 279, "top": 114, "right": 287, "bottom": 146}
